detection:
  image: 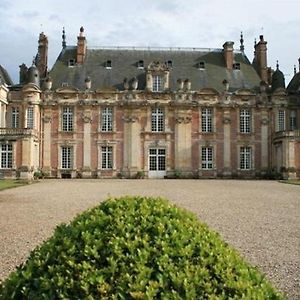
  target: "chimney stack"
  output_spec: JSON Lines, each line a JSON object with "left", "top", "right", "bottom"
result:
{"left": 77, "top": 26, "right": 87, "bottom": 64}
{"left": 223, "top": 41, "right": 234, "bottom": 70}
{"left": 36, "top": 32, "right": 48, "bottom": 79}
{"left": 254, "top": 35, "right": 268, "bottom": 83}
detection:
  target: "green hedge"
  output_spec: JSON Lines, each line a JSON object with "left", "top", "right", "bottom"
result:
{"left": 0, "top": 196, "right": 283, "bottom": 299}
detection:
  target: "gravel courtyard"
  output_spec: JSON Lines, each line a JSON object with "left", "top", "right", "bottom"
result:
{"left": 0, "top": 179, "right": 299, "bottom": 298}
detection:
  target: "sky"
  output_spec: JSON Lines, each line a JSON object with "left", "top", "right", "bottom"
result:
{"left": 0, "top": 0, "right": 299, "bottom": 85}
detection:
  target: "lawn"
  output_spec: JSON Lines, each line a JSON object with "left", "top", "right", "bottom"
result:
{"left": 0, "top": 180, "right": 29, "bottom": 191}
{"left": 280, "top": 179, "right": 300, "bottom": 185}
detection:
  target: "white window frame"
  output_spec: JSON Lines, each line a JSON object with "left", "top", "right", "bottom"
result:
{"left": 101, "top": 107, "right": 113, "bottom": 132}
{"left": 201, "top": 147, "right": 213, "bottom": 169}
{"left": 101, "top": 146, "right": 113, "bottom": 169}
{"left": 240, "top": 146, "right": 252, "bottom": 170}
{"left": 149, "top": 148, "right": 166, "bottom": 171}
{"left": 201, "top": 108, "right": 213, "bottom": 132}
{"left": 27, "top": 106, "right": 34, "bottom": 129}
{"left": 62, "top": 107, "right": 73, "bottom": 132}
{"left": 290, "top": 110, "right": 297, "bottom": 130}
{"left": 1, "top": 143, "right": 13, "bottom": 169}
{"left": 152, "top": 75, "right": 163, "bottom": 92}
{"left": 12, "top": 107, "right": 19, "bottom": 128}
{"left": 277, "top": 110, "right": 285, "bottom": 132}
{"left": 240, "top": 109, "right": 251, "bottom": 133}
{"left": 61, "top": 146, "right": 72, "bottom": 169}
{"left": 151, "top": 107, "right": 164, "bottom": 132}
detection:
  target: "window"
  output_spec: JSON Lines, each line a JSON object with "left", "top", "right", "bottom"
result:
{"left": 1, "top": 144, "right": 13, "bottom": 168}
{"left": 240, "top": 109, "right": 251, "bottom": 133}
{"left": 166, "top": 60, "right": 173, "bottom": 68}
{"left": 240, "top": 146, "right": 252, "bottom": 170}
{"left": 290, "top": 110, "right": 297, "bottom": 130}
{"left": 152, "top": 75, "right": 163, "bottom": 92}
{"left": 101, "top": 107, "right": 113, "bottom": 132}
{"left": 149, "top": 148, "right": 166, "bottom": 171}
{"left": 137, "top": 60, "right": 144, "bottom": 69}
{"left": 62, "top": 107, "right": 73, "bottom": 132}
{"left": 27, "top": 107, "right": 34, "bottom": 129}
{"left": 201, "top": 147, "right": 213, "bottom": 169}
{"left": 61, "top": 147, "right": 72, "bottom": 169}
{"left": 68, "top": 59, "right": 75, "bottom": 67}
{"left": 101, "top": 146, "right": 113, "bottom": 169}
{"left": 197, "top": 61, "right": 205, "bottom": 69}
{"left": 277, "top": 110, "right": 285, "bottom": 132}
{"left": 106, "top": 60, "right": 112, "bottom": 69}
{"left": 233, "top": 63, "right": 241, "bottom": 70}
{"left": 151, "top": 107, "right": 164, "bottom": 132}
{"left": 201, "top": 108, "right": 213, "bottom": 132}
{"left": 12, "top": 107, "right": 19, "bottom": 128}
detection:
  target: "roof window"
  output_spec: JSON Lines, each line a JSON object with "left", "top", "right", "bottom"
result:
{"left": 166, "top": 60, "right": 173, "bottom": 68}
{"left": 233, "top": 63, "right": 241, "bottom": 70}
{"left": 68, "top": 59, "right": 75, "bottom": 67}
{"left": 106, "top": 60, "right": 112, "bottom": 69}
{"left": 197, "top": 61, "right": 205, "bottom": 69}
{"left": 137, "top": 60, "right": 144, "bottom": 69}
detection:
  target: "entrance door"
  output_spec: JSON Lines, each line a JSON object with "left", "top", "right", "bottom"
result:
{"left": 148, "top": 148, "right": 166, "bottom": 178}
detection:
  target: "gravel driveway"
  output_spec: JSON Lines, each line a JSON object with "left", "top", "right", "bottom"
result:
{"left": 0, "top": 179, "right": 299, "bottom": 299}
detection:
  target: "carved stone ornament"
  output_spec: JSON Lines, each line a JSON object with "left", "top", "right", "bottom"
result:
{"left": 261, "top": 117, "right": 269, "bottom": 125}
{"left": 42, "top": 115, "right": 52, "bottom": 123}
{"left": 175, "top": 114, "right": 192, "bottom": 124}
{"left": 81, "top": 113, "right": 92, "bottom": 123}
{"left": 223, "top": 116, "right": 231, "bottom": 124}
{"left": 147, "top": 61, "right": 168, "bottom": 72}
{"left": 122, "top": 115, "right": 139, "bottom": 123}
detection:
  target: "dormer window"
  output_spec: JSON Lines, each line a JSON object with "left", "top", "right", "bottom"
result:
{"left": 166, "top": 60, "right": 173, "bottom": 68}
{"left": 197, "top": 61, "right": 205, "bottom": 69}
{"left": 68, "top": 59, "right": 75, "bottom": 67}
{"left": 233, "top": 63, "right": 241, "bottom": 70}
{"left": 137, "top": 60, "right": 144, "bottom": 69}
{"left": 152, "top": 75, "right": 163, "bottom": 92}
{"left": 106, "top": 60, "right": 112, "bottom": 69}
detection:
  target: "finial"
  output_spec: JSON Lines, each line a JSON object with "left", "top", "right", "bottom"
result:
{"left": 79, "top": 26, "right": 84, "bottom": 37}
{"left": 294, "top": 65, "right": 297, "bottom": 75}
{"left": 62, "top": 27, "right": 66, "bottom": 49}
{"left": 32, "top": 57, "right": 36, "bottom": 66}
{"left": 240, "top": 31, "right": 244, "bottom": 52}
{"left": 276, "top": 60, "right": 279, "bottom": 70}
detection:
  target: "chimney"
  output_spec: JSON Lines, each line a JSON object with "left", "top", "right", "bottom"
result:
{"left": 223, "top": 41, "right": 234, "bottom": 69}
{"left": 254, "top": 35, "right": 268, "bottom": 83}
{"left": 19, "top": 63, "right": 28, "bottom": 84}
{"left": 36, "top": 32, "right": 48, "bottom": 79}
{"left": 77, "top": 26, "right": 87, "bottom": 64}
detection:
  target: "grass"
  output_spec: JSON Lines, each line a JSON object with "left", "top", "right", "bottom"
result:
{"left": 0, "top": 180, "right": 30, "bottom": 191}
{"left": 279, "top": 179, "right": 300, "bottom": 185}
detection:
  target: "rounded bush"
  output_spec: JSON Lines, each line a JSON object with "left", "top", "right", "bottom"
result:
{"left": 0, "top": 196, "right": 283, "bottom": 299}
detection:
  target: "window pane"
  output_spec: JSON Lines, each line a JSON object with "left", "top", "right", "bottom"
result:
{"left": 61, "top": 147, "right": 72, "bottom": 169}
{"left": 27, "top": 107, "right": 34, "bottom": 129}
{"left": 240, "top": 109, "right": 251, "bottom": 133}
{"left": 151, "top": 107, "right": 164, "bottom": 132}
{"left": 240, "top": 147, "right": 251, "bottom": 170}
{"left": 101, "top": 107, "right": 113, "bottom": 131}
{"left": 101, "top": 146, "right": 113, "bottom": 169}
{"left": 278, "top": 110, "right": 285, "bottom": 132}
{"left": 62, "top": 107, "right": 73, "bottom": 131}
{"left": 1, "top": 143, "right": 13, "bottom": 168}
{"left": 12, "top": 108, "right": 19, "bottom": 128}
{"left": 201, "top": 108, "right": 212, "bottom": 132}
{"left": 152, "top": 75, "right": 163, "bottom": 92}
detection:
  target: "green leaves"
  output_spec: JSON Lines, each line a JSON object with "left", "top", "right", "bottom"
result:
{"left": 0, "top": 196, "right": 284, "bottom": 299}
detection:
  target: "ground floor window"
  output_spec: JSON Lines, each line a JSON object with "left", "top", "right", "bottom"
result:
{"left": 61, "top": 147, "right": 72, "bottom": 169}
{"left": 1, "top": 144, "right": 13, "bottom": 168}
{"left": 101, "top": 146, "right": 113, "bottom": 169}
{"left": 149, "top": 148, "right": 166, "bottom": 171}
{"left": 201, "top": 147, "right": 213, "bottom": 169}
{"left": 240, "top": 146, "right": 252, "bottom": 170}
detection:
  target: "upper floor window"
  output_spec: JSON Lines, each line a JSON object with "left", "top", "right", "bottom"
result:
{"left": 201, "top": 147, "right": 213, "bottom": 169}
{"left": 68, "top": 59, "right": 75, "bottom": 67}
{"left": 240, "top": 109, "right": 251, "bottom": 133}
{"left": 240, "top": 146, "right": 252, "bottom": 170}
{"left": 151, "top": 107, "right": 164, "bottom": 132}
{"left": 1, "top": 144, "right": 13, "bottom": 169}
{"left": 277, "top": 110, "right": 285, "bottom": 132}
{"left": 101, "top": 146, "right": 113, "bottom": 169}
{"left": 233, "top": 63, "right": 241, "bottom": 70}
{"left": 12, "top": 107, "right": 19, "bottom": 128}
{"left": 197, "top": 61, "right": 205, "bottom": 69}
{"left": 201, "top": 108, "right": 213, "bottom": 132}
{"left": 101, "top": 107, "right": 113, "bottom": 132}
{"left": 152, "top": 75, "right": 163, "bottom": 92}
{"left": 62, "top": 107, "right": 73, "bottom": 132}
{"left": 290, "top": 110, "right": 297, "bottom": 130}
{"left": 61, "top": 146, "right": 72, "bottom": 169}
{"left": 27, "top": 107, "right": 34, "bottom": 129}
{"left": 106, "top": 60, "right": 112, "bottom": 69}
{"left": 166, "top": 60, "right": 173, "bottom": 68}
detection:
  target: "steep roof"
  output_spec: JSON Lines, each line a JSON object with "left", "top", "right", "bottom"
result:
{"left": 0, "top": 65, "right": 13, "bottom": 86}
{"left": 287, "top": 72, "right": 300, "bottom": 94}
{"left": 49, "top": 46, "right": 261, "bottom": 92}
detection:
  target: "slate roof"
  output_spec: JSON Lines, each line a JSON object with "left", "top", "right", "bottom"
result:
{"left": 49, "top": 46, "right": 261, "bottom": 92}
{"left": 0, "top": 65, "right": 13, "bottom": 86}
{"left": 287, "top": 72, "right": 300, "bottom": 94}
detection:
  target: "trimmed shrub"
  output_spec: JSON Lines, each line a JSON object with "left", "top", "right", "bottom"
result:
{"left": 0, "top": 196, "right": 283, "bottom": 299}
